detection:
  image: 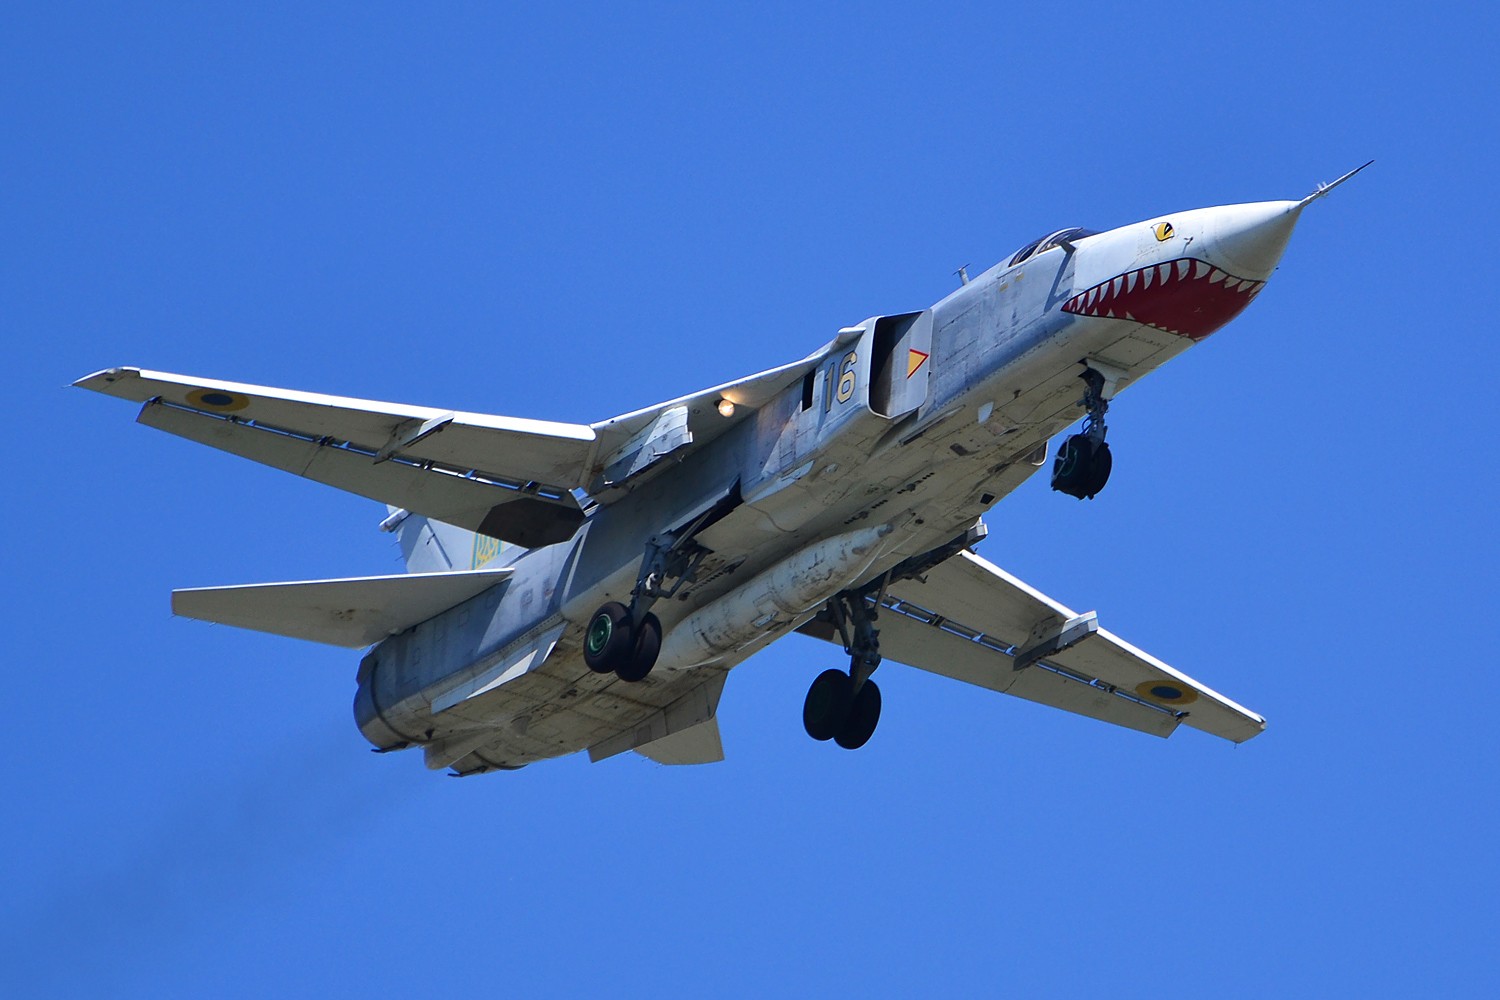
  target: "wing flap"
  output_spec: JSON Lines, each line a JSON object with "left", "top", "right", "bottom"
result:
{"left": 172, "top": 567, "right": 513, "bottom": 648}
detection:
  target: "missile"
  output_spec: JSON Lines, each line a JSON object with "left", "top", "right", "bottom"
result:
{"left": 656, "top": 524, "right": 892, "bottom": 670}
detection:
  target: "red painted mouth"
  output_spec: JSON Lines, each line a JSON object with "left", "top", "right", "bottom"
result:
{"left": 1061, "top": 257, "right": 1264, "bottom": 341}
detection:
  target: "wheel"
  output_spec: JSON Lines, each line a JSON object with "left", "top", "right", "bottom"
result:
{"left": 803, "top": 669, "right": 854, "bottom": 742}
{"left": 1051, "top": 434, "right": 1109, "bottom": 499}
{"left": 583, "top": 602, "right": 632, "bottom": 673}
{"left": 615, "top": 612, "right": 661, "bottom": 683}
{"left": 1084, "top": 440, "right": 1112, "bottom": 497}
{"left": 835, "top": 679, "right": 881, "bottom": 750}
{"left": 1050, "top": 434, "right": 1093, "bottom": 496}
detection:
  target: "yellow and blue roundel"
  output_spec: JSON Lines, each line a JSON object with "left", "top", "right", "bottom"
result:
{"left": 1134, "top": 679, "right": 1199, "bottom": 706}
{"left": 185, "top": 388, "right": 250, "bottom": 412}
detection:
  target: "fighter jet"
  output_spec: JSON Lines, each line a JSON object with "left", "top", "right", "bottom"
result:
{"left": 76, "top": 167, "right": 1367, "bottom": 774}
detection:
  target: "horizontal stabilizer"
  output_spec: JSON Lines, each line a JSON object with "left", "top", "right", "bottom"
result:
{"left": 172, "top": 567, "right": 513, "bottom": 648}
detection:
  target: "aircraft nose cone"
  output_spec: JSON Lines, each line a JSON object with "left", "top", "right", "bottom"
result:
{"left": 1208, "top": 200, "right": 1303, "bottom": 279}
{"left": 1060, "top": 198, "right": 1305, "bottom": 341}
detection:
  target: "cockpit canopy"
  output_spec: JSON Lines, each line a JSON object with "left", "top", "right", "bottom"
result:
{"left": 1008, "top": 227, "right": 1098, "bottom": 268}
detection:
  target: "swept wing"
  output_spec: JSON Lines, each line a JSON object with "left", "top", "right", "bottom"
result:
{"left": 75, "top": 347, "right": 845, "bottom": 544}
{"left": 800, "top": 551, "right": 1264, "bottom": 743}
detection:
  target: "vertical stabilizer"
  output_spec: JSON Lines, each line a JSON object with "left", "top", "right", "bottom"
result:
{"left": 382, "top": 506, "right": 516, "bottom": 574}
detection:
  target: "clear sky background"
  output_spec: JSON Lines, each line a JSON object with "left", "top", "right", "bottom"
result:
{"left": 5, "top": 3, "right": 1497, "bottom": 997}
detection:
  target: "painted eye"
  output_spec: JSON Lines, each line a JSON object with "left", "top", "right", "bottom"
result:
{"left": 1153, "top": 222, "right": 1175, "bottom": 242}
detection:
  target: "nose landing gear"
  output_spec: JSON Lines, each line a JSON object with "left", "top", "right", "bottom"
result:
{"left": 802, "top": 584, "right": 885, "bottom": 750}
{"left": 1051, "top": 364, "right": 1116, "bottom": 500}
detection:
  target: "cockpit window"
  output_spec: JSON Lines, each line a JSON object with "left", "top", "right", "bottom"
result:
{"left": 1008, "top": 227, "right": 1099, "bottom": 267}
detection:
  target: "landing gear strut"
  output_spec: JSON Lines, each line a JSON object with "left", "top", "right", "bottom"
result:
{"left": 1051, "top": 365, "right": 1114, "bottom": 500}
{"left": 583, "top": 522, "right": 710, "bottom": 683}
{"left": 802, "top": 583, "right": 885, "bottom": 750}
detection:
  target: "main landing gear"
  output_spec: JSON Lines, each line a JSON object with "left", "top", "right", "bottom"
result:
{"left": 582, "top": 601, "right": 661, "bottom": 683}
{"left": 1051, "top": 364, "right": 1115, "bottom": 500}
{"left": 584, "top": 524, "right": 710, "bottom": 684}
{"left": 802, "top": 586, "right": 885, "bottom": 750}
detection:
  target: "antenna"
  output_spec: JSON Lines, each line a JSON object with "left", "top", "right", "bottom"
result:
{"left": 954, "top": 265, "right": 971, "bottom": 286}
{"left": 1299, "top": 160, "right": 1374, "bottom": 208}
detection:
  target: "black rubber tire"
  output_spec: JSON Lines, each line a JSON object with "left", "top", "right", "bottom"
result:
{"left": 1050, "top": 434, "right": 1098, "bottom": 497}
{"left": 803, "top": 669, "right": 854, "bottom": 742}
{"left": 835, "top": 679, "right": 882, "bottom": 750}
{"left": 1052, "top": 434, "right": 1108, "bottom": 499}
{"left": 583, "top": 602, "right": 632, "bottom": 674}
{"left": 615, "top": 612, "right": 661, "bottom": 683}
{"left": 1085, "top": 440, "right": 1113, "bottom": 498}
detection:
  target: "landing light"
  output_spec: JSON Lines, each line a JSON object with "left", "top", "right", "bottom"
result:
{"left": 717, "top": 398, "right": 736, "bottom": 418}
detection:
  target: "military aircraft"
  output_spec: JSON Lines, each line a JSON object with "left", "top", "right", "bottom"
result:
{"left": 76, "top": 166, "right": 1368, "bottom": 775}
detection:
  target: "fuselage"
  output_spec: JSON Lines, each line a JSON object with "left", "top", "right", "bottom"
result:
{"left": 354, "top": 199, "right": 1305, "bottom": 773}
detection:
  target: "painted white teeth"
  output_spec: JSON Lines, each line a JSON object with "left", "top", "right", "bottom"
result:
{"left": 1210, "top": 268, "right": 1228, "bottom": 284}
{"left": 1142, "top": 266, "right": 1154, "bottom": 289}
{"left": 1126, "top": 270, "right": 1138, "bottom": 293}
{"left": 1176, "top": 259, "right": 1190, "bottom": 279}
{"left": 1158, "top": 263, "right": 1171, "bottom": 283}
{"left": 1193, "top": 260, "right": 1209, "bottom": 279}
{"left": 1086, "top": 288, "right": 1099, "bottom": 307}
{"left": 1124, "top": 311, "right": 1135, "bottom": 321}
{"left": 1112, "top": 276, "right": 1124, "bottom": 297}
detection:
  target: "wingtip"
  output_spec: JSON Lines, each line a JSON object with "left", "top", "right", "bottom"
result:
{"left": 72, "top": 366, "right": 140, "bottom": 391}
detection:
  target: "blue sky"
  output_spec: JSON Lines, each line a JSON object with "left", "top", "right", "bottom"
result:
{"left": 5, "top": 3, "right": 1497, "bottom": 996}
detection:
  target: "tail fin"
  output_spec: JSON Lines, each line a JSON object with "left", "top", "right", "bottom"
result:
{"left": 381, "top": 506, "right": 517, "bottom": 574}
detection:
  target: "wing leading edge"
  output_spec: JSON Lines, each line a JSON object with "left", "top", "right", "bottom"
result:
{"left": 799, "top": 551, "right": 1265, "bottom": 743}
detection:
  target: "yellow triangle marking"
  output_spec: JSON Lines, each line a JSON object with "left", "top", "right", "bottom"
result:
{"left": 906, "top": 349, "right": 929, "bottom": 379}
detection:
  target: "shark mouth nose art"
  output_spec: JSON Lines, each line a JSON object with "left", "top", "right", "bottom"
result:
{"left": 1062, "top": 258, "right": 1264, "bottom": 340}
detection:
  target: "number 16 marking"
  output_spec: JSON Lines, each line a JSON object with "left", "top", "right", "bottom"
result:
{"left": 824, "top": 351, "right": 857, "bottom": 412}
